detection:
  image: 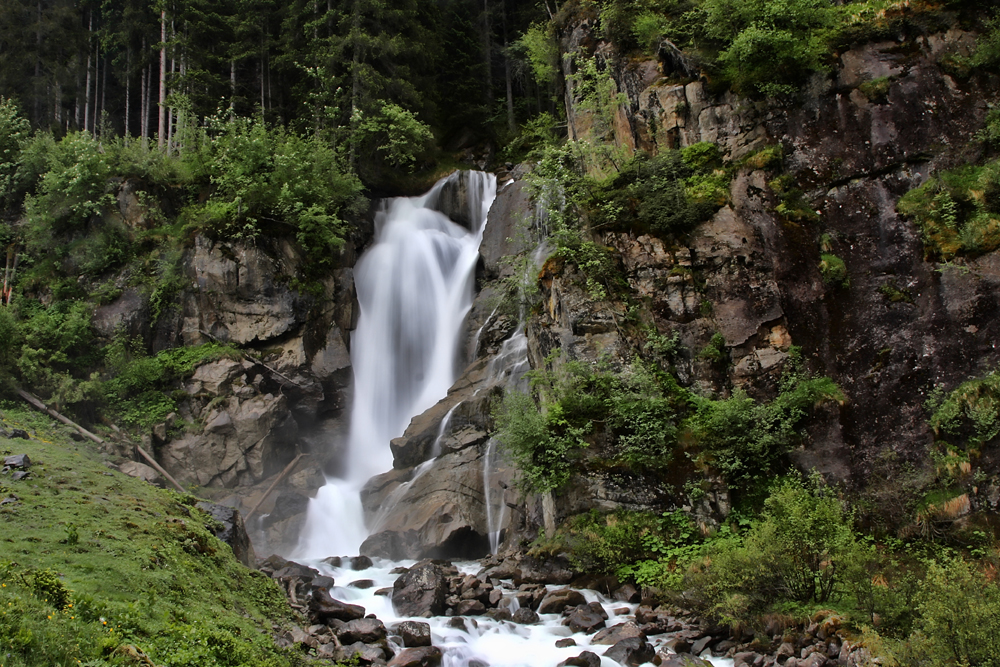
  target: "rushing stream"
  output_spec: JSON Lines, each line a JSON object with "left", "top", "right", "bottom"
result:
{"left": 291, "top": 173, "right": 732, "bottom": 667}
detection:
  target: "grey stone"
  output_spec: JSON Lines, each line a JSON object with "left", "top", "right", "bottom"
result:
{"left": 309, "top": 588, "right": 365, "bottom": 623}
{"left": 511, "top": 607, "right": 539, "bottom": 624}
{"left": 3, "top": 454, "right": 30, "bottom": 468}
{"left": 603, "top": 638, "right": 655, "bottom": 667}
{"left": 387, "top": 646, "right": 443, "bottom": 667}
{"left": 537, "top": 589, "right": 586, "bottom": 614}
{"left": 558, "top": 651, "right": 601, "bottom": 667}
{"left": 336, "top": 618, "right": 387, "bottom": 644}
{"left": 592, "top": 621, "right": 646, "bottom": 646}
{"left": 392, "top": 560, "right": 449, "bottom": 617}
{"left": 394, "top": 621, "right": 432, "bottom": 648}
{"left": 118, "top": 461, "right": 161, "bottom": 485}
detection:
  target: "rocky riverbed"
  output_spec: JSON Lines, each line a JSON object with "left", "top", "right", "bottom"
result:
{"left": 256, "top": 551, "right": 877, "bottom": 667}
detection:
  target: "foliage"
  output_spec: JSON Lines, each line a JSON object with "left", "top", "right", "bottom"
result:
{"left": 353, "top": 102, "right": 434, "bottom": 170}
{"left": 685, "top": 362, "right": 844, "bottom": 490}
{"left": 104, "top": 338, "right": 240, "bottom": 429}
{"left": 0, "top": 412, "right": 300, "bottom": 667}
{"left": 0, "top": 97, "right": 30, "bottom": 208}
{"left": 897, "top": 161, "right": 1000, "bottom": 260}
{"left": 699, "top": 332, "right": 727, "bottom": 363}
{"left": 819, "top": 253, "right": 849, "bottom": 288}
{"left": 519, "top": 23, "right": 560, "bottom": 85}
{"left": 929, "top": 369, "right": 1000, "bottom": 451}
{"left": 684, "top": 475, "right": 862, "bottom": 626}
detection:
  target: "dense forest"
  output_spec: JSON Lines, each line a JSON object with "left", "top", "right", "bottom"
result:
{"left": 5, "top": 1, "right": 1000, "bottom": 666}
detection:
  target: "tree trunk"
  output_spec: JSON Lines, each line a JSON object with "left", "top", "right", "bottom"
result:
{"left": 34, "top": 0, "right": 42, "bottom": 126}
{"left": 502, "top": 0, "right": 515, "bottom": 133}
{"left": 158, "top": 9, "right": 166, "bottom": 149}
{"left": 84, "top": 12, "right": 92, "bottom": 133}
{"left": 99, "top": 50, "right": 107, "bottom": 134}
{"left": 482, "top": 0, "right": 493, "bottom": 105}
{"left": 230, "top": 60, "right": 236, "bottom": 111}
{"left": 141, "top": 49, "right": 148, "bottom": 141}
{"left": 125, "top": 48, "right": 131, "bottom": 139}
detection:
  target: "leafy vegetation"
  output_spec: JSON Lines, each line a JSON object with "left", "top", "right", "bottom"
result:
{"left": 0, "top": 410, "right": 302, "bottom": 667}
{"left": 897, "top": 160, "right": 1000, "bottom": 260}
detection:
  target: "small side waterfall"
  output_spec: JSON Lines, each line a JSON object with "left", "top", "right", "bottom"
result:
{"left": 296, "top": 172, "right": 497, "bottom": 559}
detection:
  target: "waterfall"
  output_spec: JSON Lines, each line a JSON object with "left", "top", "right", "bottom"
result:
{"left": 296, "top": 172, "right": 497, "bottom": 559}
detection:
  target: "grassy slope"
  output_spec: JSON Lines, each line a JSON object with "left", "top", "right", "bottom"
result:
{"left": 0, "top": 403, "right": 307, "bottom": 667}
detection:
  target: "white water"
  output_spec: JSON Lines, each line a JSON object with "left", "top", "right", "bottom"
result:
{"left": 296, "top": 172, "right": 497, "bottom": 559}
{"left": 312, "top": 558, "right": 734, "bottom": 667}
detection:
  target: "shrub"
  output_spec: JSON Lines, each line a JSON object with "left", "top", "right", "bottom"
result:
{"left": 929, "top": 370, "right": 1000, "bottom": 451}
{"left": 0, "top": 97, "right": 30, "bottom": 209}
{"left": 819, "top": 253, "right": 849, "bottom": 287}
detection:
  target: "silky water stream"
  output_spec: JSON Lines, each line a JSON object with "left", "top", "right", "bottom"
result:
{"left": 291, "top": 172, "right": 731, "bottom": 667}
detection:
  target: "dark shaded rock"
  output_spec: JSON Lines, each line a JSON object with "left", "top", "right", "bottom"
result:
{"left": 447, "top": 616, "right": 478, "bottom": 632}
{"left": 514, "top": 554, "right": 575, "bottom": 586}
{"left": 375, "top": 587, "right": 393, "bottom": 596}
{"left": 733, "top": 652, "right": 760, "bottom": 667}
{"left": 351, "top": 555, "right": 374, "bottom": 570}
{"left": 262, "top": 492, "right": 309, "bottom": 529}
{"left": 714, "top": 640, "right": 737, "bottom": 655}
{"left": 592, "top": 622, "right": 646, "bottom": 646}
{"left": 392, "top": 560, "right": 449, "bottom": 617}
{"left": 309, "top": 588, "right": 365, "bottom": 623}
{"left": 564, "top": 605, "right": 606, "bottom": 634}
{"left": 558, "top": 651, "right": 601, "bottom": 667}
{"left": 336, "top": 618, "right": 387, "bottom": 644}
{"left": 323, "top": 556, "right": 343, "bottom": 568}
{"left": 311, "top": 575, "right": 336, "bottom": 591}
{"left": 271, "top": 562, "right": 320, "bottom": 582}
{"left": 394, "top": 621, "right": 431, "bottom": 648}
{"left": 454, "top": 599, "right": 486, "bottom": 616}
{"left": 613, "top": 583, "right": 640, "bottom": 603}
{"left": 350, "top": 579, "right": 376, "bottom": 589}
{"left": 690, "top": 636, "right": 713, "bottom": 655}
{"left": 8, "top": 429, "right": 29, "bottom": 440}
{"left": 603, "top": 638, "right": 655, "bottom": 667}
{"left": 387, "top": 646, "right": 443, "bottom": 667}
{"left": 555, "top": 638, "right": 577, "bottom": 648}
{"left": 3, "top": 454, "right": 30, "bottom": 468}
{"left": 0, "top": 495, "right": 18, "bottom": 506}
{"left": 538, "top": 589, "right": 587, "bottom": 614}
{"left": 484, "top": 608, "right": 511, "bottom": 621}
{"left": 511, "top": 607, "right": 539, "bottom": 624}
{"left": 655, "top": 654, "right": 713, "bottom": 667}
{"left": 195, "top": 501, "right": 256, "bottom": 567}
{"left": 337, "top": 641, "right": 386, "bottom": 664}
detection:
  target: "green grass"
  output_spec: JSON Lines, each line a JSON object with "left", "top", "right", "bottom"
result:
{"left": 0, "top": 405, "right": 305, "bottom": 667}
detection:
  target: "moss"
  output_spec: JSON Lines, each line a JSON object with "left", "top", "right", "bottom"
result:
{"left": 858, "top": 76, "right": 893, "bottom": 103}
{"left": 819, "top": 253, "right": 849, "bottom": 288}
{"left": 0, "top": 406, "right": 301, "bottom": 667}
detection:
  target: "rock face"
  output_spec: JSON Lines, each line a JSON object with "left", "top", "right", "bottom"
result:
{"left": 195, "top": 501, "right": 255, "bottom": 568}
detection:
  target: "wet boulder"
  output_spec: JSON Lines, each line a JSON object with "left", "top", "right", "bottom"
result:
{"left": 336, "top": 642, "right": 387, "bottom": 665}
{"left": 309, "top": 588, "right": 366, "bottom": 623}
{"left": 655, "top": 654, "right": 713, "bottom": 667}
{"left": 537, "top": 589, "right": 586, "bottom": 614}
{"left": 603, "top": 638, "right": 655, "bottom": 667}
{"left": 454, "top": 599, "right": 486, "bottom": 616}
{"left": 351, "top": 555, "right": 374, "bottom": 570}
{"left": 336, "top": 618, "right": 387, "bottom": 644}
{"left": 513, "top": 554, "right": 575, "bottom": 586}
{"left": 511, "top": 607, "right": 539, "bottom": 625}
{"left": 558, "top": 651, "right": 601, "bottom": 667}
{"left": 592, "top": 622, "right": 646, "bottom": 645}
{"left": 393, "top": 621, "right": 432, "bottom": 647}
{"left": 564, "top": 603, "right": 607, "bottom": 634}
{"left": 392, "top": 560, "right": 449, "bottom": 617}
{"left": 388, "top": 646, "right": 444, "bottom": 667}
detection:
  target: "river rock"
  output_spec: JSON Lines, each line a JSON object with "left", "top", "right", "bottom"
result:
{"left": 537, "top": 589, "right": 586, "bottom": 614}
{"left": 558, "top": 651, "right": 601, "bottom": 667}
{"left": 337, "top": 641, "right": 387, "bottom": 664}
{"left": 351, "top": 555, "right": 374, "bottom": 570}
{"left": 393, "top": 621, "right": 432, "bottom": 647}
{"left": 454, "top": 599, "right": 486, "bottom": 616}
{"left": 592, "top": 621, "right": 646, "bottom": 645}
{"left": 388, "top": 646, "right": 443, "bottom": 667}
{"left": 350, "top": 579, "right": 376, "bottom": 589}
{"left": 309, "top": 588, "right": 366, "bottom": 623}
{"left": 690, "top": 636, "right": 714, "bottom": 655}
{"left": 392, "top": 560, "right": 449, "bottom": 617}
{"left": 514, "top": 554, "right": 575, "bottom": 585}
{"left": 733, "top": 652, "right": 761, "bottom": 667}
{"left": 555, "top": 639, "right": 577, "bottom": 648}
{"left": 564, "top": 604, "right": 607, "bottom": 634}
{"left": 603, "top": 638, "right": 655, "bottom": 667}
{"left": 195, "top": 501, "right": 255, "bottom": 567}
{"left": 311, "top": 576, "right": 336, "bottom": 591}
{"left": 655, "top": 654, "right": 713, "bottom": 667}
{"left": 511, "top": 607, "right": 539, "bottom": 624}
{"left": 336, "top": 618, "right": 387, "bottom": 644}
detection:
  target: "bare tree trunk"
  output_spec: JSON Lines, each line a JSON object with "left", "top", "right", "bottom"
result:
{"left": 34, "top": 0, "right": 42, "bottom": 126}
{"left": 230, "top": 60, "right": 236, "bottom": 112}
{"left": 55, "top": 82, "right": 61, "bottom": 126}
{"left": 167, "top": 24, "right": 175, "bottom": 154}
{"left": 141, "top": 50, "right": 148, "bottom": 141}
{"left": 502, "top": 0, "right": 515, "bottom": 133}
{"left": 99, "top": 51, "right": 107, "bottom": 135}
{"left": 158, "top": 9, "right": 166, "bottom": 149}
{"left": 84, "top": 12, "right": 92, "bottom": 133}
{"left": 124, "top": 48, "right": 131, "bottom": 139}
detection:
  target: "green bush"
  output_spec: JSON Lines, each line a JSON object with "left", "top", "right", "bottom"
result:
{"left": 819, "top": 253, "right": 849, "bottom": 287}
{"left": 897, "top": 161, "right": 1000, "bottom": 259}
{"left": 684, "top": 475, "right": 861, "bottom": 625}
{"left": 929, "top": 369, "right": 1000, "bottom": 451}
{"left": 0, "top": 97, "right": 30, "bottom": 209}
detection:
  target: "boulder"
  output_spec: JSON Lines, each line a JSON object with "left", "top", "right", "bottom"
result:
{"left": 733, "top": 652, "right": 761, "bottom": 667}
{"left": 336, "top": 618, "right": 387, "bottom": 644}
{"left": 603, "top": 638, "right": 655, "bottom": 667}
{"left": 119, "top": 461, "right": 162, "bottom": 485}
{"left": 655, "top": 654, "right": 713, "bottom": 667}
{"left": 351, "top": 555, "right": 374, "bottom": 571}
{"left": 511, "top": 608, "right": 539, "bottom": 625}
{"left": 195, "top": 502, "right": 256, "bottom": 567}
{"left": 514, "top": 554, "right": 575, "bottom": 586}
{"left": 309, "top": 588, "right": 365, "bottom": 623}
{"left": 392, "top": 560, "right": 449, "bottom": 617}
{"left": 7, "top": 429, "right": 28, "bottom": 440}
{"left": 388, "top": 646, "right": 444, "bottom": 667}
{"left": 336, "top": 641, "right": 386, "bottom": 664}
{"left": 537, "top": 589, "right": 587, "bottom": 614}
{"left": 350, "top": 579, "right": 376, "bottom": 589}
{"left": 3, "top": 454, "right": 31, "bottom": 468}
{"left": 394, "top": 621, "right": 432, "bottom": 648}
{"left": 555, "top": 638, "right": 577, "bottom": 648}
{"left": 564, "top": 605, "right": 607, "bottom": 634}
{"left": 592, "top": 622, "right": 646, "bottom": 645}
{"left": 454, "top": 599, "right": 486, "bottom": 616}
{"left": 690, "top": 636, "right": 713, "bottom": 655}
{"left": 558, "top": 651, "right": 601, "bottom": 667}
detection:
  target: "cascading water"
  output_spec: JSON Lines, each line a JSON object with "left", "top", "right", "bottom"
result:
{"left": 296, "top": 172, "right": 497, "bottom": 559}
